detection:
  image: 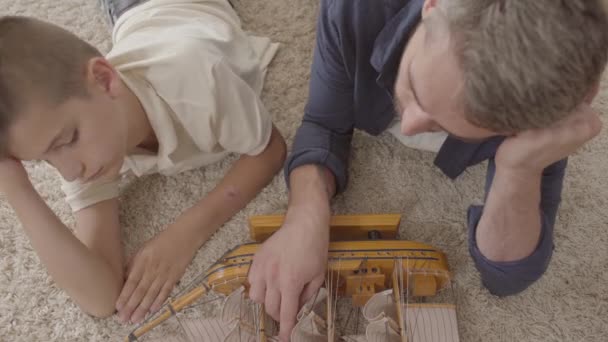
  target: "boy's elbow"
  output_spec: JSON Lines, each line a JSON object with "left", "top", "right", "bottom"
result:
{"left": 83, "top": 301, "right": 117, "bottom": 319}
{"left": 72, "top": 276, "right": 122, "bottom": 319}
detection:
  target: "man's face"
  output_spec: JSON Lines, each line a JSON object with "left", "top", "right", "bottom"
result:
{"left": 7, "top": 90, "right": 129, "bottom": 183}
{"left": 393, "top": 15, "right": 499, "bottom": 142}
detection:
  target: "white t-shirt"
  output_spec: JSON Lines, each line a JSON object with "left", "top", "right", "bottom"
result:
{"left": 61, "top": 0, "right": 279, "bottom": 212}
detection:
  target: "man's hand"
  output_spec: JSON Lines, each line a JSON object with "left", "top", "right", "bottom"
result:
{"left": 115, "top": 227, "right": 198, "bottom": 324}
{"left": 248, "top": 209, "right": 330, "bottom": 342}
{"left": 0, "top": 157, "right": 31, "bottom": 194}
{"left": 496, "top": 103, "right": 602, "bottom": 174}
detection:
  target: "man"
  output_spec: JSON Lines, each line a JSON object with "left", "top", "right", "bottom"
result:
{"left": 248, "top": 0, "right": 608, "bottom": 340}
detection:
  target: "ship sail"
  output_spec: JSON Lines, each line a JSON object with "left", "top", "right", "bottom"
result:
{"left": 126, "top": 239, "right": 460, "bottom": 342}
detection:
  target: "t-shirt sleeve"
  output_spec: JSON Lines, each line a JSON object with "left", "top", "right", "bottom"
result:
{"left": 210, "top": 60, "right": 273, "bottom": 156}
{"left": 61, "top": 177, "right": 120, "bottom": 212}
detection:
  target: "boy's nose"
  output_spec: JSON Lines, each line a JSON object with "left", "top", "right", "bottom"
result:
{"left": 400, "top": 104, "right": 439, "bottom": 136}
{"left": 57, "top": 160, "right": 84, "bottom": 182}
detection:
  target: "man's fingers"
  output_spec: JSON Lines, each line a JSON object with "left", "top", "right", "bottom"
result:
{"left": 130, "top": 276, "right": 164, "bottom": 323}
{"left": 561, "top": 105, "right": 602, "bottom": 147}
{"left": 264, "top": 287, "right": 282, "bottom": 322}
{"left": 278, "top": 284, "right": 304, "bottom": 342}
{"left": 248, "top": 280, "right": 266, "bottom": 305}
{"left": 247, "top": 258, "right": 266, "bottom": 304}
{"left": 299, "top": 276, "right": 325, "bottom": 308}
{"left": 578, "top": 106, "right": 602, "bottom": 139}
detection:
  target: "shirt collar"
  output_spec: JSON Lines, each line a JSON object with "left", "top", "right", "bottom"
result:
{"left": 370, "top": 0, "right": 424, "bottom": 91}
{"left": 369, "top": 0, "right": 505, "bottom": 179}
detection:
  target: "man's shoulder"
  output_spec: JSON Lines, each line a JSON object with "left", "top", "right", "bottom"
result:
{"left": 320, "top": 0, "right": 415, "bottom": 45}
{"left": 324, "top": 0, "right": 406, "bottom": 12}
{"left": 323, "top": 0, "right": 411, "bottom": 24}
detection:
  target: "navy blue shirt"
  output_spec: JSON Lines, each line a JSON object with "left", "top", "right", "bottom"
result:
{"left": 284, "top": 0, "right": 566, "bottom": 265}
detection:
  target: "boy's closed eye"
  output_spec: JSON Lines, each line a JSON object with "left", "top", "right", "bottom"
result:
{"left": 65, "top": 129, "right": 79, "bottom": 147}
{"left": 53, "top": 129, "right": 79, "bottom": 151}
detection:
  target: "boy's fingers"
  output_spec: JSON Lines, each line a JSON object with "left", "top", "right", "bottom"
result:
{"left": 130, "top": 277, "right": 164, "bottom": 323}
{"left": 124, "top": 255, "right": 135, "bottom": 275}
{"left": 120, "top": 272, "right": 154, "bottom": 323}
{"left": 150, "top": 280, "right": 174, "bottom": 314}
{"left": 116, "top": 260, "right": 145, "bottom": 311}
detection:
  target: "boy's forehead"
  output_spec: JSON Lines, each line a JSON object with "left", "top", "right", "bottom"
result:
{"left": 7, "top": 105, "right": 66, "bottom": 160}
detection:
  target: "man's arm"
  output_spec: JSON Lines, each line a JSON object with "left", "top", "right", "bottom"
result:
{"left": 472, "top": 103, "right": 601, "bottom": 295}
{"left": 115, "top": 125, "right": 286, "bottom": 323}
{"left": 475, "top": 159, "right": 564, "bottom": 261}
{"left": 0, "top": 159, "right": 123, "bottom": 317}
{"left": 248, "top": 0, "right": 357, "bottom": 340}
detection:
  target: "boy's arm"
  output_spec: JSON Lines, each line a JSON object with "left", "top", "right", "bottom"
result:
{"left": 116, "top": 125, "right": 286, "bottom": 324}
{"left": 0, "top": 159, "right": 123, "bottom": 317}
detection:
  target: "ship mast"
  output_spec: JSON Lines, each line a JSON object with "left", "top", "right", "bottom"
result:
{"left": 392, "top": 259, "right": 408, "bottom": 342}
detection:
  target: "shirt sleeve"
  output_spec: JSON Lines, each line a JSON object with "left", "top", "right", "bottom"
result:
{"left": 283, "top": 0, "right": 356, "bottom": 194}
{"left": 211, "top": 60, "right": 273, "bottom": 157}
{"left": 61, "top": 177, "right": 121, "bottom": 212}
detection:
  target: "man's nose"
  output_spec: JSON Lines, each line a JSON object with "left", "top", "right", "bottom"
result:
{"left": 400, "top": 104, "right": 437, "bottom": 136}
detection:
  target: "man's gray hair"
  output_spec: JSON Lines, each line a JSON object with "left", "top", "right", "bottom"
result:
{"left": 430, "top": 0, "right": 608, "bottom": 131}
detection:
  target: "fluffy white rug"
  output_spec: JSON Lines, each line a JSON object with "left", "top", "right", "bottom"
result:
{"left": 1, "top": 0, "right": 607, "bottom": 341}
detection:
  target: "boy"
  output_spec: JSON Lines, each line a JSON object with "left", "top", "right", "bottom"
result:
{"left": 0, "top": 0, "right": 286, "bottom": 326}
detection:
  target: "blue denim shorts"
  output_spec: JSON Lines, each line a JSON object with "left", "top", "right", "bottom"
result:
{"left": 98, "top": 0, "right": 146, "bottom": 25}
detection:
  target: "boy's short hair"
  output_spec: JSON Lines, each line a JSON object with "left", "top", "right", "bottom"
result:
{"left": 0, "top": 16, "right": 101, "bottom": 157}
{"left": 433, "top": 0, "right": 608, "bottom": 132}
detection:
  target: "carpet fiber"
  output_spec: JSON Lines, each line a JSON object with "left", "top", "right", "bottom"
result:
{"left": 1, "top": 0, "right": 607, "bottom": 341}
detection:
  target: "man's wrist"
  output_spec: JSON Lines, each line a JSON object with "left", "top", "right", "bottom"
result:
{"left": 493, "top": 162, "right": 543, "bottom": 194}
{"left": 289, "top": 164, "right": 335, "bottom": 202}
{"left": 285, "top": 173, "right": 332, "bottom": 234}
{"left": 495, "top": 158, "right": 545, "bottom": 181}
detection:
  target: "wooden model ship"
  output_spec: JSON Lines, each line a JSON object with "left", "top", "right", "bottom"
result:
{"left": 125, "top": 214, "right": 460, "bottom": 342}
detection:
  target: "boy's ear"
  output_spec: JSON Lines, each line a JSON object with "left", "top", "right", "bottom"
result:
{"left": 86, "top": 57, "right": 119, "bottom": 97}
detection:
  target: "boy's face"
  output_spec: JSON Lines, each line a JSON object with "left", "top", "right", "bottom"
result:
{"left": 393, "top": 1, "right": 500, "bottom": 142}
{"left": 7, "top": 65, "right": 130, "bottom": 183}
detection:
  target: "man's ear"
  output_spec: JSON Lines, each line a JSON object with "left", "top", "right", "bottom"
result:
{"left": 420, "top": 0, "right": 451, "bottom": 49}
{"left": 422, "top": 0, "right": 440, "bottom": 19}
{"left": 85, "top": 57, "right": 119, "bottom": 98}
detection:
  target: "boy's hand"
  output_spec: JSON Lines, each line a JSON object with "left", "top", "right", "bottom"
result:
{"left": 495, "top": 103, "right": 602, "bottom": 175}
{"left": 248, "top": 209, "right": 329, "bottom": 342}
{"left": 115, "top": 227, "right": 198, "bottom": 324}
{"left": 0, "top": 157, "right": 31, "bottom": 194}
